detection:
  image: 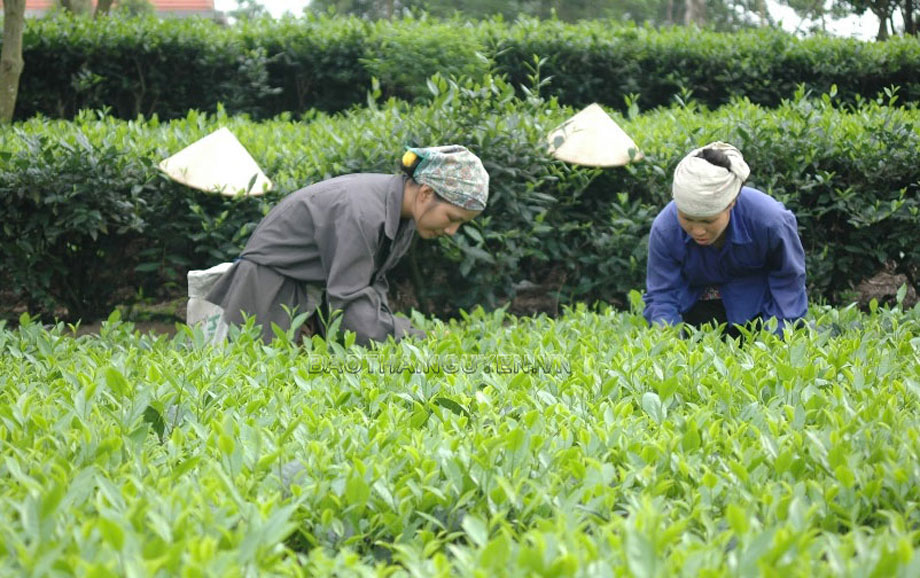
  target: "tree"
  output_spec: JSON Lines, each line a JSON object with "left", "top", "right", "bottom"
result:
{"left": 57, "top": 0, "right": 93, "bottom": 15}
{"left": 836, "top": 0, "right": 899, "bottom": 38}
{"left": 309, "top": 0, "right": 768, "bottom": 29}
{"left": 310, "top": 0, "right": 405, "bottom": 19}
{"left": 890, "top": 0, "right": 918, "bottom": 34}
{"left": 115, "top": 0, "right": 155, "bottom": 16}
{"left": 230, "top": 0, "right": 269, "bottom": 19}
{"left": 55, "top": 0, "right": 116, "bottom": 18}
{"left": 95, "top": 0, "right": 115, "bottom": 17}
{"left": 0, "top": 0, "right": 26, "bottom": 123}
{"left": 782, "top": 0, "right": 918, "bottom": 38}
{"left": 685, "top": 0, "right": 705, "bottom": 24}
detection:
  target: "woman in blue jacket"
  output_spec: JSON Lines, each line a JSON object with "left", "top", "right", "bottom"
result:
{"left": 643, "top": 142, "right": 807, "bottom": 337}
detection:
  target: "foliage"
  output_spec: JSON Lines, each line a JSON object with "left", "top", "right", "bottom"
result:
{"left": 241, "top": 14, "right": 374, "bottom": 116}
{"left": 7, "top": 14, "right": 920, "bottom": 122}
{"left": 308, "top": 0, "right": 772, "bottom": 29}
{"left": 114, "top": 0, "right": 155, "bottom": 17}
{"left": 2, "top": 86, "right": 919, "bottom": 322}
{"left": 3, "top": 303, "right": 920, "bottom": 574}
{"left": 228, "top": 0, "right": 269, "bottom": 20}
{"left": 486, "top": 19, "right": 920, "bottom": 112}
{"left": 831, "top": 0, "right": 919, "bottom": 39}
{"left": 0, "top": 128, "right": 155, "bottom": 320}
{"left": 360, "top": 17, "right": 492, "bottom": 102}
{"left": 55, "top": 0, "right": 94, "bottom": 16}
{"left": 14, "top": 14, "right": 242, "bottom": 120}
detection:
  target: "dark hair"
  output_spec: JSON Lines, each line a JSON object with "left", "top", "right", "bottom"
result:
{"left": 697, "top": 147, "right": 732, "bottom": 171}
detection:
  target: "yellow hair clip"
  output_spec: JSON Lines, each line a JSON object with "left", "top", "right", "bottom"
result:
{"left": 402, "top": 150, "right": 418, "bottom": 167}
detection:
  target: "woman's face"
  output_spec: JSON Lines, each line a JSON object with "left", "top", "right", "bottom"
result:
{"left": 414, "top": 186, "right": 481, "bottom": 239}
{"left": 676, "top": 202, "right": 734, "bottom": 246}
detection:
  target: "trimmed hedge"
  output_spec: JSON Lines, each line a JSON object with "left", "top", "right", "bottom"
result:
{"left": 487, "top": 21, "right": 920, "bottom": 112}
{"left": 2, "top": 80, "right": 920, "bottom": 321}
{"left": 5, "top": 14, "right": 920, "bottom": 121}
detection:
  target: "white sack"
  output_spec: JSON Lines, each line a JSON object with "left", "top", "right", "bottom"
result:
{"left": 187, "top": 261, "right": 233, "bottom": 343}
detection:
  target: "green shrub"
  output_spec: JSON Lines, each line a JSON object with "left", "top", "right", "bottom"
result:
{"left": 0, "top": 130, "right": 154, "bottom": 320}
{"left": 2, "top": 85, "right": 919, "bottom": 322}
{"left": 8, "top": 14, "right": 920, "bottom": 121}
{"left": 361, "top": 17, "right": 492, "bottom": 102}
{"left": 488, "top": 20, "right": 920, "bottom": 112}
{"left": 16, "top": 15, "right": 242, "bottom": 120}
{"left": 239, "top": 14, "right": 372, "bottom": 115}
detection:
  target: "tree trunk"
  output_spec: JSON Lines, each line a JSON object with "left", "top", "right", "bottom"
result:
{"left": 684, "top": 0, "right": 705, "bottom": 26}
{"left": 905, "top": 0, "right": 916, "bottom": 34}
{"left": 0, "top": 0, "right": 27, "bottom": 123}
{"left": 757, "top": 0, "right": 768, "bottom": 25}
{"left": 875, "top": 9, "right": 890, "bottom": 40}
{"left": 95, "top": 0, "right": 115, "bottom": 17}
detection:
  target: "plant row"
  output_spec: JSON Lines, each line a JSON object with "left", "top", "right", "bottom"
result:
{"left": 7, "top": 13, "right": 920, "bottom": 121}
{"left": 2, "top": 303, "right": 920, "bottom": 575}
{"left": 2, "top": 78, "right": 919, "bottom": 321}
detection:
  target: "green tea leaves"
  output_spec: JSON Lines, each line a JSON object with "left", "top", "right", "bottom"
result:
{"left": 4, "top": 305, "right": 920, "bottom": 574}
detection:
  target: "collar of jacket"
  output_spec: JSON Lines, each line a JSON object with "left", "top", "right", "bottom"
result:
{"left": 384, "top": 174, "right": 409, "bottom": 240}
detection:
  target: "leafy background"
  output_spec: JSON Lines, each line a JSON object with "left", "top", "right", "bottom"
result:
{"left": 2, "top": 79, "right": 919, "bottom": 322}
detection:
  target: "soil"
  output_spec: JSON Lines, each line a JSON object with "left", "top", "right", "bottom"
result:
{"left": 853, "top": 265, "right": 919, "bottom": 309}
{"left": 0, "top": 289, "right": 187, "bottom": 337}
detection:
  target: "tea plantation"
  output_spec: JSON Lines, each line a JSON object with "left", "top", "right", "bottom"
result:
{"left": 4, "top": 12, "right": 920, "bottom": 577}
{"left": 2, "top": 301, "right": 919, "bottom": 576}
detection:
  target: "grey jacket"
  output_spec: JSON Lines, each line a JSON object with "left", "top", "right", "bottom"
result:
{"left": 207, "top": 173, "right": 423, "bottom": 345}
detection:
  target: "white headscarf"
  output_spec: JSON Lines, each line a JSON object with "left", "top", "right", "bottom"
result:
{"left": 672, "top": 142, "right": 750, "bottom": 217}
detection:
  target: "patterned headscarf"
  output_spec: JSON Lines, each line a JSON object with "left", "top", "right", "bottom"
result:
{"left": 405, "top": 145, "right": 489, "bottom": 211}
{"left": 672, "top": 141, "right": 750, "bottom": 217}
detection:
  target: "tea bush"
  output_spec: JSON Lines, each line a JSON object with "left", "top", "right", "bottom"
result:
{"left": 360, "top": 18, "right": 492, "bottom": 102}
{"left": 2, "top": 84, "right": 919, "bottom": 321}
{"left": 2, "top": 303, "right": 920, "bottom": 574}
{"left": 8, "top": 14, "right": 920, "bottom": 121}
{"left": 487, "top": 20, "right": 920, "bottom": 112}
{"left": 17, "top": 15, "right": 241, "bottom": 120}
{"left": 0, "top": 131, "right": 155, "bottom": 320}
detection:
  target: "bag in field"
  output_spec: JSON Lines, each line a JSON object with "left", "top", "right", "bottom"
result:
{"left": 187, "top": 262, "right": 233, "bottom": 343}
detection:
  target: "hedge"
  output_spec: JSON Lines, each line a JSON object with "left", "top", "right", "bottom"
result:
{"left": 2, "top": 78, "right": 919, "bottom": 321}
{"left": 4, "top": 13, "right": 920, "bottom": 121}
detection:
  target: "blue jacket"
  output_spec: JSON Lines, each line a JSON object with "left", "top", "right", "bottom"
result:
{"left": 643, "top": 187, "right": 807, "bottom": 328}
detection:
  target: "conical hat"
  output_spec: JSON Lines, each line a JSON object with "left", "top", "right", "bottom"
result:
{"left": 158, "top": 128, "right": 272, "bottom": 196}
{"left": 547, "top": 103, "right": 643, "bottom": 167}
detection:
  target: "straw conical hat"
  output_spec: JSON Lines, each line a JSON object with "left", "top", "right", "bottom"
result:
{"left": 159, "top": 128, "right": 272, "bottom": 196}
{"left": 547, "top": 103, "right": 643, "bottom": 167}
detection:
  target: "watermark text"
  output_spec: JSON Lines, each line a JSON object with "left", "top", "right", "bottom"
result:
{"left": 302, "top": 353, "right": 570, "bottom": 376}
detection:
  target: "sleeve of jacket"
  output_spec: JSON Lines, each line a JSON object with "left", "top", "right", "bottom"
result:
{"left": 643, "top": 221, "right": 684, "bottom": 327}
{"left": 762, "top": 210, "right": 808, "bottom": 326}
{"left": 314, "top": 202, "right": 417, "bottom": 345}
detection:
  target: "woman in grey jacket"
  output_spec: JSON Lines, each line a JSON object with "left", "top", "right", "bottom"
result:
{"left": 206, "top": 145, "right": 489, "bottom": 346}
